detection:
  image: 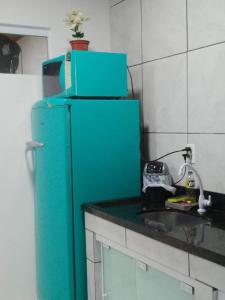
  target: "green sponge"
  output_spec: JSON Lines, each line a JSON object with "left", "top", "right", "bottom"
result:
{"left": 167, "top": 195, "right": 196, "bottom": 204}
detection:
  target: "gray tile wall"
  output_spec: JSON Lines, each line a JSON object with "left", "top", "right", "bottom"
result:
{"left": 110, "top": 0, "right": 225, "bottom": 193}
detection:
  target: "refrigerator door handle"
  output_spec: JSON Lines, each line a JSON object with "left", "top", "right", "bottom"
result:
{"left": 26, "top": 141, "right": 44, "bottom": 150}
{"left": 25, "top": 141, "right": 44, "bottom": 179}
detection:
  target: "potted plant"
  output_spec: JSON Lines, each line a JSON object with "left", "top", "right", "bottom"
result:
{"left": 65, "top": 10, "right": 89, "bottom": 51}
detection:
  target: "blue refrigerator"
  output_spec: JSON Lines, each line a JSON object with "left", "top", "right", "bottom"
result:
{"left": 31, "top": 51, "right": 141, "bottom": 300}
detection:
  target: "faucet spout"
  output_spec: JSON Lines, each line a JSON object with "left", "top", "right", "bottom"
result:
{"left": 178, "top": 163, "right": 212, "bottom": 215}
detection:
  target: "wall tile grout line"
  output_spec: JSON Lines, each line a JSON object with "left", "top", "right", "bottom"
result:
{"left": 186, "top": 0, "right": 189, "bottom": 52}
{"left": 128, "top": 38, "right": 225, "bottom": 68}
{"left": 142, "top": 132, "right": 225, "bottom": 135}
{"left": 186, "top": 51, "right": 189, "bottom": 144}
{"left": 140, "top": 0, "right": 148, "bottom": 158}
{"left": 187, "top": 132, "right": 225, "bottom": 135}
{"left": 141, "top": 51, "right": 187, "bottom": 65}
{"left": 186, "top": 0, "right": 189, "bottom": 144}
{"left": 111, "top": 0, "right": 126, "bottom": 8}
{"left": 128, "top": 62, "right": 143, "bottom": 68}
{"left": 129, "top": 43, "right": 225, "bottom": 70}
{"left": 142, "top": 132, "right": 189, "bottom": 135}
{"left": 188, "top": 39, "right": 225, "bottom": 53}
{"left": 140, "top": 0, "right": 144, "bottom": 129}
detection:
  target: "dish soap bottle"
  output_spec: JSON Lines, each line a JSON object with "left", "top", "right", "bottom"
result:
{"left": 185, "top": 170, "right": 197, "bottom": 202}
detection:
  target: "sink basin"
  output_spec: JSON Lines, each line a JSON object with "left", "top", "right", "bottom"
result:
{"left": 141, "top": 211, "right": 210, "bottom": 232}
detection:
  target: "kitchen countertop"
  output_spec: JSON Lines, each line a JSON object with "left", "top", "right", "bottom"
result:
{"left": 83, "top": 197, "right": 225, "bottom": 267}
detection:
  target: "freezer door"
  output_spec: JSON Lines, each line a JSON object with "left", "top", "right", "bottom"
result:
{"left": 31, "top": 105, "right": 74, "bottom": 300}
{"left": 70, "top": 99, "right": 141, "bottom": 300}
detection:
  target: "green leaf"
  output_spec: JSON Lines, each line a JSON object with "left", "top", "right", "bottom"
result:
{"left": 72, "top": 31, "right": 84, "bottom": 39}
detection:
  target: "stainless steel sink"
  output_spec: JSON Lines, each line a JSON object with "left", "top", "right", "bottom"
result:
{"left": 142, "top": 211, "right": 210, "bottom": 232}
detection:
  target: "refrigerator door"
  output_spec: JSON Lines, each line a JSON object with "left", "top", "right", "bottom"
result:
{"left": 70, "top": 99, "right": 141, "bottom": 300}
{"left": 32, "top": 104, "right": 74, "bottom": 300}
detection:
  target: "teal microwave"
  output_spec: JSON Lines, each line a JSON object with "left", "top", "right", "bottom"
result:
{"left": 42, "top": 50, "right": 128, "bottom": 98}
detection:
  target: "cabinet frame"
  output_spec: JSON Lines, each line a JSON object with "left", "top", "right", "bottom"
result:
{"left": 85, "top": 212, "right": 216, "bottom": 300}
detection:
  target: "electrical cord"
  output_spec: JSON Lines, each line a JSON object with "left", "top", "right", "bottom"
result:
{"left": 151, "top": 148, "right": 188, "bottom": 162}
{"left": 127, "top": 66, "right": 135, "bottom": 99}
{"left": 174, "top": 166, "right": 187, "bottom": 185}
{"left": 150, "top": 148, "right": 191, "bottom": 184}
{"left": 142, "top": 148, "right": 191, "bottom": 186}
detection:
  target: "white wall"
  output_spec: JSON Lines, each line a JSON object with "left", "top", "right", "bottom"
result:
{"left": 69, "top": 0, "right": 111, "bottom": 53}
{"left": 17, "top": 36, "right": 48, "bottom": 74}
{"left": 0, "top": 0, "right": 110, "bottom": 56}
{"left": 0, "top": 0, "right": 110, "bottom": 299}
{"left": 0, "top": 74, "right": 42, "bottom": 300}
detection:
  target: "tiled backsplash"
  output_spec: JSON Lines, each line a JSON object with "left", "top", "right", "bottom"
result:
{"left": 110, "top": 0, "right": 225, "bottom": 194}
{"left": 110, "top": 0, "right": 142, "bottom": 66}
{"left": 142, "top": 0, "right": 187, "bottom": 61}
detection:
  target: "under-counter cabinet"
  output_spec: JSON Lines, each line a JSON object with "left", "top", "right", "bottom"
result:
{"left": 102, "top": 246, "right": 195, "bottom": 300}
{"left": 189, "top": 255, "right": 225, "bottom": 300}
{"left": 85, "top": 213, "right": 217, "bottom": 300}
{"left": 100, "top": 245, "right": 216, "bottom": 300}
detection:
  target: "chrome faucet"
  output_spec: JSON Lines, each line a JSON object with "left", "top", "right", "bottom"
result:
{"left": 178, "top": 163, "right": 212, "bottom": 215}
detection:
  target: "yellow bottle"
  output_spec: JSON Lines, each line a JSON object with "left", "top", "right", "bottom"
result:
{"left": 185, "top": 170, "right": 196, "bottom": 201}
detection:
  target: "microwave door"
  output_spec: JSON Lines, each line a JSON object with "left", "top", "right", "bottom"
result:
{"left": 43, "top": 61, "right": 64, "bottom": 98}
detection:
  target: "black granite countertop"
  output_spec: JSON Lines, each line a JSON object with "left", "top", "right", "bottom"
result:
{"left": 83, "top": 196, "right": 225, "bottom": 267}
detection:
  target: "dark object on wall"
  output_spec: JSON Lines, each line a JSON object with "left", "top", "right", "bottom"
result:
{"left": 0, "top": 35, "right": 21, "bottom": 73}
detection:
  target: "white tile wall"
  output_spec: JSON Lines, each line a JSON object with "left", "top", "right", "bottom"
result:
{"left": 188, "top": 0, "right": 225, "bottom": 50}
{"left": 143, "top": 54, "right": 187, "bottom": 133}
{"left": 188, "top": 134, "right": 225, "bottom": 193}
{"left": 110, "top": 0, "right": 225, "bottom": 194}
{"left": 188, "top": 44, "right": 225, "bottom": 133}
{"left": 110, "top": 0, "right": 142, "bottom": 66}
{"left": 142, "top": 0, "right": 187, "bottom": 61}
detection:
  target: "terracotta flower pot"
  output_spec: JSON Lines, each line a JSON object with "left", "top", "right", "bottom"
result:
{"left": 70, "top": 39, "right": 90, "bottom": 51}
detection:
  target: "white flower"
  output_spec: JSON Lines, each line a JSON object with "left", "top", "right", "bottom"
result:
{"left": 65, "top": 10, "right": 88, "bottom": 27}
{"left": 64, "top": 9, "right": 88, "bottom": 38}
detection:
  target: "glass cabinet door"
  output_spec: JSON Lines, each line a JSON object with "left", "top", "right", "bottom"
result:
{"left": 102, "top": 245, "right": 137, "bottom": 300}
{"left": 136, "top": 263, "right": 195, "bottom": 300}
{"left": 101, "top": 245, "right": 196, "bottom": 300}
